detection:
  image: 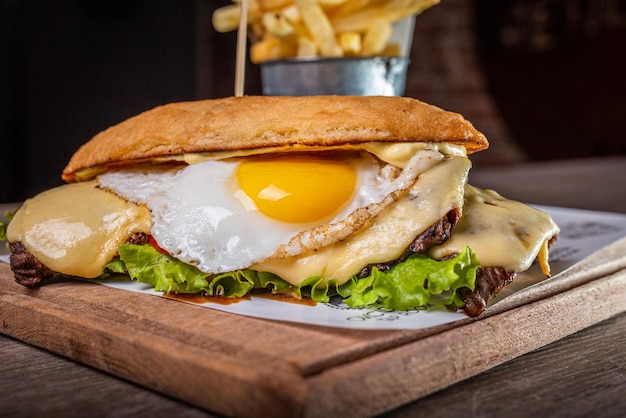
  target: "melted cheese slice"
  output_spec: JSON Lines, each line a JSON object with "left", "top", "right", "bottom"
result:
{"left": 73, "top": 142, "right": 465, "bottom": 181}
{"left": 429, "top": 185, "right": 560, "bottom": 275}
{"left": 7, "top": 181, "right": 151, "bottom": 278}
{"left": 252, "top": 156, "right": 471, "bottom": 284}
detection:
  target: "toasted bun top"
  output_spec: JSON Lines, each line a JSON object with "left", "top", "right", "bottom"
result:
{"left": 62, "top": 95, "right": 488, "bottom": 182}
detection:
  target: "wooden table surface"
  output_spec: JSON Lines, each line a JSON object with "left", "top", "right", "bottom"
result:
{"left": 1, "top": 155, "right": 625, "bottom": 418}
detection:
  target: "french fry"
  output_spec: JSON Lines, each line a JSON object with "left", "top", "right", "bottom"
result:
{"left": 360, "top": 18, "right": 392, "bottom": 56}
{"left": 262, "top": 11, "right": 296, "bottom": 37}
{"left": 248, "top": 21, "right": 266, "bottom": 42}
{"left": 212, "top": 1, "right": 263, "bottom": 33}
{"left": 297, "top": 36, "right": 318, "bottom": 57}
{"left": 249, "top": 36, "right": 297, "bottom": 63}
{"left": 380, "top": 42, "right": 402, "bottom": 57}
{"left": 258, "top": 0, "right": 293, "bottom": 11}
{"left": 235, "top": 0, "right": 263, "bottom": 20}
{"left": 317, "top": 0, "right": 350, "bottom": 8}
{"left": 250, "top": 38, "right": 281, "bottom": 63}
{"left": 330, "top": 0, "right": 439, "bottom": 33}
{"left": 212, "top": 4, "right": 241, "bottom": 33}
{"left": 338, "top": 32, "right": 361, "bottom": 55}
{"left": 296, "top": 0, "right": 343, "bottom": 57}
{"left": 280, "top": 4, "right": 301, "bottom": 24}
{"left": 327, "top": 0, "right": 372, "bottom": 17}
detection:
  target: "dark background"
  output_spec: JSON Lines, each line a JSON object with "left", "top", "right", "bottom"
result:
{"left": 476, "top": 0, "right": 626, "bottom": 161}
{"left": 1, "top": 0, "right": 625, "bottom": 202}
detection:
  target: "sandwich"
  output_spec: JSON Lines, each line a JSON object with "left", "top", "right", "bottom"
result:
{"left": 4, "top": 96, "right": 559, "bottom": 317}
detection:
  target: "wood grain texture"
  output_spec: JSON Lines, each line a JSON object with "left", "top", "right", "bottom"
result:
{"left": 3, "top": 312, "right": 624, "bottom": 418}
{"left": 1, "top": 253, "right": 625, "bottom": 418}
{"left": 387, "top": 311, "right": 626, "bottom": 418}
{"left": 0, "top": 335, "right": 211, "bottom": 418}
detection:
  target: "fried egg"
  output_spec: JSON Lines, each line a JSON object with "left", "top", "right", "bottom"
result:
{"left": 98, "top": 150, "right": 444, "bottom": 274}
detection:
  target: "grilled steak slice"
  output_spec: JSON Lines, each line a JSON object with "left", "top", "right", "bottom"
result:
{"left": 357, "top": 209, "right": 460, "bottom": 278}
{"left": 459, "top": 236, "right": 556, "bottom": 317}
{"left": 9, "top": 241, "right": 57, "bottom": 287}
{"left": 8, "top": 234, "right": 150, "bottom": 287}
{"left": 460, "top": 267, "right": 515, "bottom": 317}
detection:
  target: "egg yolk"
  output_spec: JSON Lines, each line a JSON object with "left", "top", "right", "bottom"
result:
{"left": 236, "top": 155, "right": 357, "bottom": 224}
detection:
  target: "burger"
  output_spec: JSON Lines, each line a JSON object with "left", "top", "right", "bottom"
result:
{"left": 4, "top": 96, "right": 559, "bottom": 317}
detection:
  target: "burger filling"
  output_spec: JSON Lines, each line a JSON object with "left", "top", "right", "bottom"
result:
{"left": 5, "top": 143, "right": 559, "bottom": 316}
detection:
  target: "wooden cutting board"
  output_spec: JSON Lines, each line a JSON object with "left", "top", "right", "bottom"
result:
{"left": 2, "top": 237, "right": 626, "bottom": 418}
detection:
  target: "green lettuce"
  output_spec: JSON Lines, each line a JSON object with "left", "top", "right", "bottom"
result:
{"left": 338, "top": 248, "right": 480, "bottom": 310}
{"left": 109, "top": 244, "right": 291, "bottom": 297}
{"left": 0, "top": 208, "right": 18, "bottom": 250}
{"left": 104, "top": 243, "right": 480, "bottom": 311}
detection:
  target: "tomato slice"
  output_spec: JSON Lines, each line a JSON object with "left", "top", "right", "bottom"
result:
{"left": 148, "top": 235, "right": 169, "bottom": 255}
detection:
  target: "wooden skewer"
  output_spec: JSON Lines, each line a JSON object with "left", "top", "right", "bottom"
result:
{"left": 234, "top": 0, "right": 248, "bottom": 97}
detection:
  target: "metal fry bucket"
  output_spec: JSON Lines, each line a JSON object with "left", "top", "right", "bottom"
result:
{"left": 260, "top": 56, "right": 410, "bottom": 96}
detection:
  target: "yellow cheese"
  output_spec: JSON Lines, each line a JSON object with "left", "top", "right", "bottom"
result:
{"left": 7, "top": 181, "right": 151, "bottom": 278}
{"left": 252, "top": 156, "right": 471, "bottom": 284}
{"left": 181, "top": 142, "right": 468, "bottom": 169}
{"left": 361, "top": 142, "right": 467, "bottom": 168}
{"left": 428, "top": 185, "right": 560, "bottom": 274}
{"left": 74, "top": 142, "right": 467, "bottom": 181}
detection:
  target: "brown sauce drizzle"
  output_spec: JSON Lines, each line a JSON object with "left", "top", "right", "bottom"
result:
{"left": 251, "top": 289, "right": 317, "bottom": 306}
{"left": 164, "top": 290, "right": 317, "bottom": 306}
{"left": 164, "top": 292, "right": 250, "bottom": 305}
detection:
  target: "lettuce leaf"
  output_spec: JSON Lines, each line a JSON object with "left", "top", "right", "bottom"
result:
{"left": 0, "top": 208, "right": 18, "bottom": 250}
{"left": 105, "top": 244, "right": 480, "bottom": 311}
{"left": 112, "top": 244, "right": 290, "bottom": 297}
{"left": 338, "top": 248, "right": 480, "bottom": 310}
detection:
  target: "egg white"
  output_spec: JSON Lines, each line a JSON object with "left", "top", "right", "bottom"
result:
{"left": 98, "top": 150, "right": 444, "bottom": 274}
